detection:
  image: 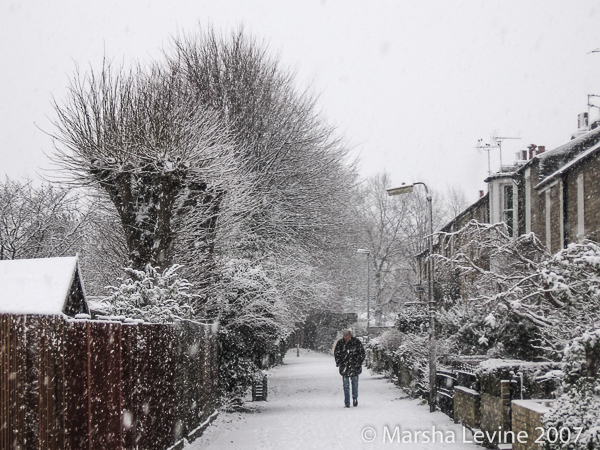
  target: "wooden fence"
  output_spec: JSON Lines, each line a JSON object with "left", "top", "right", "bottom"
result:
{"left": 0, "top": 314, "right": 219, "bottom": 449}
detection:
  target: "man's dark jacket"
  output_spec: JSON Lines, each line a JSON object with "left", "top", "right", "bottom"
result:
{"left": 334, "top": 336, "right": 365, "bottom": 377}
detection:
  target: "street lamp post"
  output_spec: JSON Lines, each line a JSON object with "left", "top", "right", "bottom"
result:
{"left": 356, "top": 248, "right": 371, "bottom": 343}
{"left": 387, "top": 182, "right": 437, "bottom": 413}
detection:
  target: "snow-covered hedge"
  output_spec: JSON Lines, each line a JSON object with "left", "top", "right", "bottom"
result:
{"left": 205, "top": 258, "right": 293, "bottom": 405}
{"left": 475, "top": 359, "right": 560, "bottom": 398}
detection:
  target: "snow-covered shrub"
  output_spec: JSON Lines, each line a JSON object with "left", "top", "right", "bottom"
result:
{"left": 393, "top": 333, "right": 429, "bottom": 396}
{"left": 105, "top": 264, "right": 196, "bottom": 322}
{"left": 375, "top": 328, "right": 404, "bottom": 350}
{"left": 435, "top": 220, "right": 600, "bottom": 361}
{"left": 206, "top": 258, "right": 293, "bottom": 405}
{"left": 396, "top": 303, "right": 428, "bottom": 334}
{"left": 369, "top": 328, "right": 428, "bottom": 398}
{"left": 544, "top": 329, "right": 600, "bottom": 449}
{"left": 434, "top": 222, "right": 552, "bottom": 360}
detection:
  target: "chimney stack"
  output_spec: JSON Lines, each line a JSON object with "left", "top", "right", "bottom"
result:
{"left": 537, "top": 145, "right": 545, "bottom": 154}
{"left": 578, "top": 112, "right": 589, "bottom": 129}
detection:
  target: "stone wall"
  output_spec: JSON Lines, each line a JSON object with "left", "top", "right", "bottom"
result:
{"left": 453, "top": 386, "right": 480, "bottom": 429}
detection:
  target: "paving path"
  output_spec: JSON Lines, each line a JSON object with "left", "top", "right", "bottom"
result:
{"left": 188, "top": 349, "right": 480, "bottom": 449}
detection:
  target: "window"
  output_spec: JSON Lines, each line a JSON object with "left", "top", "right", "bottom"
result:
{"left": 502, "top": 184, "right": 514, "bottom": 236}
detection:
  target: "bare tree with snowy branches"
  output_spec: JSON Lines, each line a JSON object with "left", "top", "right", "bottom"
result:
{"left": 434, "top": 220, "right": 600, "bottom": 360}
{"left": 50, "top": 60, "right": 238, "bottom": 272}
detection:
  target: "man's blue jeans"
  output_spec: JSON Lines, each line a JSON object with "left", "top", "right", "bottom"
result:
{"left": 342, "top": 375, "right": 358, "bottom": 407}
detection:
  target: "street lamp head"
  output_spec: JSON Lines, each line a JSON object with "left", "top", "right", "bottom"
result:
{"left": 387, "top": 184, "right": 414, "bottom": 196}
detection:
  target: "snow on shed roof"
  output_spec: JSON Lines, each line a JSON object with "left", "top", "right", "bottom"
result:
{"left": 0, "top": 256, "right": 82, "bottom": 315}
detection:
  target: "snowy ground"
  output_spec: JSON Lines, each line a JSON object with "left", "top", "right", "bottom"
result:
{"left": 188, "top": 349, "right": 480, "bottom": 449}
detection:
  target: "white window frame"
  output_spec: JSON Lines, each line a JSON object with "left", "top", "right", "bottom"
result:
{"left": 577, "top": 173, "right": 585, "bottom": 240}
{"left": 525, "top": 168, "right": 531, "bottom": 234}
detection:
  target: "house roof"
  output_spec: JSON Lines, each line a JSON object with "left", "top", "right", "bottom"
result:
{"left": 440, "top": 192, "right": 489, "bottom": 233}
{"left": 535, "top": 139, "right": 600, "bottom": 191}
{"left": 0, "top": 256, "right": 84, "bottom": 315}
{"left": 535, "top": 124, "right": 600, "bottom": 179}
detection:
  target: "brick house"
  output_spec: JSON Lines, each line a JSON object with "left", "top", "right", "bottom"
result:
{"left": 441, "top": 112, "right": 600, "bottom": 253}
{"left": 427, "top": 114, "right": 600, "bottom": 439}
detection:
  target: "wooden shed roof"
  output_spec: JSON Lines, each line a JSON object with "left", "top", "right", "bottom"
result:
{"left": 0, "top": 256, "right": 88, "bottom": 315}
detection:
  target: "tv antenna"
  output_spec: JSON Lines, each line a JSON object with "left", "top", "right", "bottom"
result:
{"left": 475, "top": 139, "right": 494, "bottom": 175}
{"left": 588, "top": 94, "right": 600, "bottom": 116}
{"left": 491, "top": 131, "right": 520, "bottom": 170}
{"left": 476, "top": 131, "right": 520, "bottom": 174}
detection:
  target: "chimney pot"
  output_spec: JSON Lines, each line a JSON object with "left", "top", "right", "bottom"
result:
{"left": 479, "top": 190, "right": 484, "bottom": 198}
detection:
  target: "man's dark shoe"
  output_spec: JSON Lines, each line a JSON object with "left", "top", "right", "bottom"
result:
{"left": 345, "top": 404, "right": 350, "bottom": 408}
{"left": 353, "top": 398, "right": 358, "bottom": 407}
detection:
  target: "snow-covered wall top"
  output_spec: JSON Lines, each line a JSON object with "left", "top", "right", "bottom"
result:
{"left": 0, "top": 256, "right": 80, "bottom": 315}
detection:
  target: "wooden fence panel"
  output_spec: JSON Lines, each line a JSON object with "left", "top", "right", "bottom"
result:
{"left": 22, "top": 315, "right": 41, "bottom": 449}
{"left": 38, "top": 315, "right": 66, "bottom": 450}
{"left": 89, "top": 321, "right": 122, "bottom": 449}
{"left": 136, "top": 323, "right": 177, "bottom": 450}
{"left": 0, "top": 314, "right": 22, "bottom": 449}
{"left": 120, "top": 323, "right": 138, "bottom": 449}
{"left": 64, "top": 320, "right": 90, "bottom": 450}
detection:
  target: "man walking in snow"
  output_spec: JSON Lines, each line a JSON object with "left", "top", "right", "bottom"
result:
{"left": 334, "top": 329, "right": 365, "bottom": 408}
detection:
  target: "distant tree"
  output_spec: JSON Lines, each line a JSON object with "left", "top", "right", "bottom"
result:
{"left": 0, "top": 178, "right": 91, "bottom": 260}
{"left": 77, "top": 199, "right": 128, "bottom": 296}
{"left": 442, "top": 184, "right": 470, "bottom": 222}
{"left": 355, "top": 173, "right": 447, "bottom": 324}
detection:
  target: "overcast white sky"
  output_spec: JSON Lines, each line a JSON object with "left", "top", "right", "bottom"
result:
{"left": 2, "top": 0, "right": 600, "bottom": 203}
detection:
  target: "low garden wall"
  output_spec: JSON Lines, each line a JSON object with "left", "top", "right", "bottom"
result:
{"left": 511, "top": 400, "right": 554, "bottom": 450}
{"left": 453, "top": 386, "right": 480, "bottom": 429}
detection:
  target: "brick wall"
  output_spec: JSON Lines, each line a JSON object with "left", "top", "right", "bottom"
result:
{"left": 527, "top": 150, "right": 600, "bottom": 251}
{"left": 511, "top": 400, "right": 554, "bottom": 450}
{"left": 453, "top": 386, "right": 480, "bottom": 429}
{"left": 582, "top": 153, "right": 600, "bottom": 242}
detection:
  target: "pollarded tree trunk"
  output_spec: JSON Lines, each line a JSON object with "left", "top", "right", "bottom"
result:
{"left": 90, "top": 159, "right": 222, "bottom": 270}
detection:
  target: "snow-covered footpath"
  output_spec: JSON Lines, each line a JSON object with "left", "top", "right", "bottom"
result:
{"left": 188, "top": 349, "right": 480, "bottom": 449}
